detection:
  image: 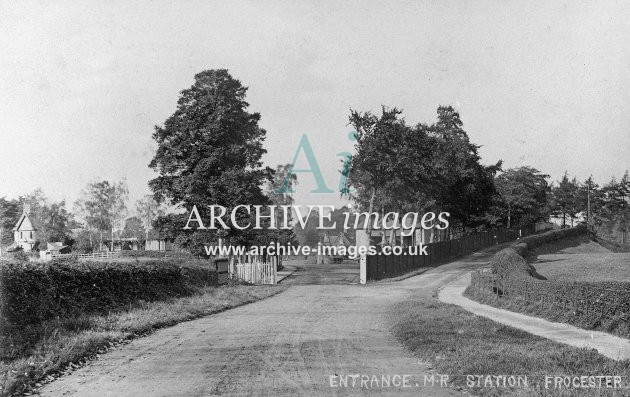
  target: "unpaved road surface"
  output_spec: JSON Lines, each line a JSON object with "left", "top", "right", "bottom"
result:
{"left": 39, "top": 249, "right": 502, "bottom": 396}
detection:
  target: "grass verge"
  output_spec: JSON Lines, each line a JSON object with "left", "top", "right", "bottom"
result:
{"left": 0, "top": 283, "right": 287, "bottom": 396}
{"left": 463, "top": 287, "right": 630, "bottom": 339}
{"left": 465, "top": 234, "right": 630, "bottom": 339}
{"left": 389, "top": 298, "right": 630, "bottom": 397}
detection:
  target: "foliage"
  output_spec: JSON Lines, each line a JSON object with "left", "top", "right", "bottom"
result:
{"left": 1, "top": 189, "right": 75, "bottom": 248}
{"left": 550, "top": 171, "right": 580, "bottom": 227}
{"left": 0, "top": 258, "right": 217, "bottom": 326}
{"left": 135, "top": 195, "right": 166, "bottom": 242}
{"left": 121, "top": 216, "right": 145, "bottom": 242}
{"left": 73, "top": 180, "right": 129, "bottom": 251}
{"left": 148, "top": 69, "right": 273, "bottom": 252}
{"left": 0, "top": 197, "right": 20, "bottom": 246}
{"left": 292, "top": 208, "right": 321, "bottom": 247}
{"left": 264, "top": 164, "right": 298, "bottom": 246}
{"left": 474, "top": 226, "right": 630, "bottom": 337}
{"left": 491, "top": 167, "right": 550, "bottom": 228}
{"left": 345, "top": 106, "right": 499, "bottom": 231}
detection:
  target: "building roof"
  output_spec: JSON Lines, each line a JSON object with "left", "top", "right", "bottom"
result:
{"left": 13, "top": 212, "right": 37, "bottom": 232}
{"left": 47, "top": 242, "right": 68, "bottom": 251}
{"left": 321, "top": 231, "right": 352, "bottom": 247}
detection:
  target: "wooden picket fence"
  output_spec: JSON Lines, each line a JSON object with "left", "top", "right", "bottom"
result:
{"left": 235, "top": 261, "right": 276, "bottom": 284}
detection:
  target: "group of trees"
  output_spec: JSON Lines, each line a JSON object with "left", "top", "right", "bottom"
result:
{"left": 0, "top": 182, "right": 170, "bottom": 253}
{"left": 0, "top": 189, "right": 75, "bottom": 249}
{"left": 344, "top": 105, "right": 500, "bottom": 235}
{"left": 4, "top": 68, "right": 626, "bottom": 254}
{"left": 145, "top": 68, "right": 629, "bottom": 252}
{"left": 550, "top": 171, "right": 629, "bottom": 237}
{"left": 72, "top": 182, "right": 171, "bottom": 253}
{"left": 344, "top": 105, "right": 629, "bottom": 240}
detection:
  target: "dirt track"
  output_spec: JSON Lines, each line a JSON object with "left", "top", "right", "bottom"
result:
{"left": 38, "top": 251, "right": 501, "bottom": 397}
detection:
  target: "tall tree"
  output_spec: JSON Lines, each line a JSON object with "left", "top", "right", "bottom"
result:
{"left": 135, "top": 195, "right": 165, "bottom": 244}
{"left": 264, "top": 164, "right": 298, "bottom": 245}
{"left": 39, "top": 200, "right": 73, "bottom": 244}
{"left": 346, "top": 106, "right": 499, "bottom": 237}
{"left": 149, "top": 69, "right": 272, "bottom": 252}
{"left": 121, "top": 216, "right": 145, "bottom": 247}
{"left": 551, "top": 171, "right": 579, "bottom": 228}
{"left": 493, "top": 167, "right": 550, "bottom": 228}
{"left": 429, "top": 106, "right": 501, "bottom": 229}
{"left": 347, "top": 107, "right": 436, "bottom": 234}
{"left": 74, "top": 180, "right": 128, "bottom": 251}
{"left": 0, "top": 197, "right": 20, "bottom": 246}
{"left": 576, "top": 175, "right": 602, "bottom": 226}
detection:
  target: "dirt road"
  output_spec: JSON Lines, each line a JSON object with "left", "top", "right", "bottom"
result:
{"left": 39, "top": 250, "right": 501, "bottom": 397}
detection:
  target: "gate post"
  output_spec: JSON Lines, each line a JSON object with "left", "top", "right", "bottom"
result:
{"left": 360, "top": 254, "right": 367, "bottom": 284}
{"left": 272, "top": 255, "right": 278, "bottom": 284}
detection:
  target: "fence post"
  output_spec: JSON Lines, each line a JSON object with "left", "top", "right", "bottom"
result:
{"left": 272, "top": 256, "right": 277, "bottom": 284}
{"left": 360, "top": 254, "right": 367, "bottom": 284}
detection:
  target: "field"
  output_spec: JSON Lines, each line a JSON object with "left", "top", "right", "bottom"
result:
{"left": 530, "top": 234, "right": 630, "bottom": 282}
{"left": 535, "top": 252, "right": 630, "bottom": 282}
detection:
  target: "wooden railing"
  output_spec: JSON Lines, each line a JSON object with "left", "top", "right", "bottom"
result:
{"left": 51, "top": 251, "right": 122, "bottom": 260}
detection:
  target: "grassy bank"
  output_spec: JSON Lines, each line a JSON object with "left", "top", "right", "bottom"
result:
{"left": 0, "top": 283, "right": 286, "bottom": 396}
{"left": 466, "top": 229, "right": 630, "bottom": 339}
{"left": 389, "top": 298, "right": 630, "bottom": 396}
{"left": 464, "top": 286, "right": 630, "bottom": 339}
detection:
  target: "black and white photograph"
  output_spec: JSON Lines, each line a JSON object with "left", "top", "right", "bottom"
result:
{"left": 1, "top": 1, "right": 629, "bottom": 396}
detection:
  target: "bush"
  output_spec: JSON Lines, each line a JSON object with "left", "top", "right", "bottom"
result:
{"left": 0, "top": 258, "right": 217, "bottom": 326}
{"left": 477, "top": 225, "right": 630, "bottom": 328}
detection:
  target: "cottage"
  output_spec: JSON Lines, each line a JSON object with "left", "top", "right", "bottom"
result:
{"left": 318, "top": 231, "right": 352, "bottom": 263}
{"left": 12, "top": 204, "right": 37, "bottom": 252}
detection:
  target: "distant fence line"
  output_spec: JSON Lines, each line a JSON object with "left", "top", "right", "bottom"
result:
{"left": 366, "top": 224, "right": 541, "bottom": 281}
{"left": 49, "top": 251, "right": 121, "bottom": 260}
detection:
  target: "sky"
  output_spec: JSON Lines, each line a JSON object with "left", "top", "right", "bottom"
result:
{"left": 0, "top": 0, "right": 628, "bottom": 211}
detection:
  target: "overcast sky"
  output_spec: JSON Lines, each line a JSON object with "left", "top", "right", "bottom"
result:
{"left": 1, "top": 0, "right": 628, "bottom": 209}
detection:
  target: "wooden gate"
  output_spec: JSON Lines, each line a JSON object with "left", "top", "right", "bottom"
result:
{"left": 234, "top": 260, "right": 276, "bottom": 284}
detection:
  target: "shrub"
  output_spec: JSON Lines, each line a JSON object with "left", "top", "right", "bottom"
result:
{"left": 0, "top": 258, "right": 217, "bottom": 326}
{"left": 477, "top": 225, "right": 630, "bottom": 328}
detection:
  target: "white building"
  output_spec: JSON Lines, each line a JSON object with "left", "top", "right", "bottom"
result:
{"left": 13, "top": 205, "right": 38, "bottom": 252}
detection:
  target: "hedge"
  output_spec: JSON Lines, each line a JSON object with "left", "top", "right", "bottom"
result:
{"left": 0, "top": 257, "right": 217, "bottom": 326}
{"left": 476, "top": 225, "right": 630, "bottom": 322}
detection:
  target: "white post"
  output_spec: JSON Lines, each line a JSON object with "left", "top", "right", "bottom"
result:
{"left": 272, "top": 256, "right": 277, "bottom": 284}
{"left": 360, "top": 254, "right": 367, "bottom": 284}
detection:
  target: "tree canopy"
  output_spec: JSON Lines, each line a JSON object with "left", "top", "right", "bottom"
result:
{"left": 345, "top": 105, "right": 500, "bottom": 232}
{"left": 149, "top": 69, "right": 273, "bottom": 251}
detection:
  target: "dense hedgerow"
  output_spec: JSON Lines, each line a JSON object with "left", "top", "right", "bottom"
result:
{"left": 490, "top": 225, "right": 589, "bottom": 279}
{"left": 477, "top": 225, "right": 630, "bottom": 327}
{"left": 0, "top": 258, "right": 217, "bottom": 326}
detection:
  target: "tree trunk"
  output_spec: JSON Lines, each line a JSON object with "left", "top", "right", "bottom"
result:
{"left": 507, "top": 204, "right": 511, "bottom": 229}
